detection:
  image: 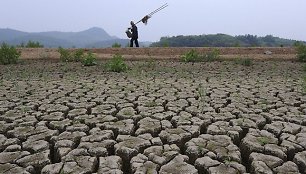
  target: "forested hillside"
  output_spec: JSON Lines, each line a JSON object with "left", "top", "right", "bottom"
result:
{"left": 151, "top": 34, "right": 304, "bottom": 47}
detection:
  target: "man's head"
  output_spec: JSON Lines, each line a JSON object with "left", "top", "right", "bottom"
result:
{"left": 130, "top": 21, "right": 135, "bottom": 26}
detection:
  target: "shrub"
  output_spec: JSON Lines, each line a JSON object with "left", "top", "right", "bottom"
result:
{"left": 181, "top": 49, "right": 220, "bottom": 62}
{"left": 58, "top": 47, "right": 73, "bottom": 62}
{"left": 106, "top": 54, "right": 128, "bottom": 72}
{"left": 82, "top": 52, "right": 97, "bottom": 66}
{"left": 0, "top": 43, "right": 21, "bottom": 65}
{"left": 235, "top": 57, "right": 253, "bottom": 66}
{"left": 295, "top": 43, "right": 306, "bottom": 62}
{"left": 112, "top": 43, "right": 121, "bottom": 48}
{"left": 26, "top": 41, "right": 44, "bottom": 48}
{"left": 58, "top": 48, "right": 85, "bottom": 62}
{"left": 203, "top": 49, "right": 220, "bottom": 62}
{"left": 181, "top": 49, "right": 200, "bottom": 62}
{"left": 74, "top": 49, "right": 85, "bottom": 62}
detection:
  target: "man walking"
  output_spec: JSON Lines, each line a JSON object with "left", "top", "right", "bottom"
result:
{"left": 129, "top": 21, "right": 139, "bottom": 47}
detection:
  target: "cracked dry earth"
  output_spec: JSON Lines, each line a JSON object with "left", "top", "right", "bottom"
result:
{"left": 0, "top": 60, "right": 306, "bottom": 174}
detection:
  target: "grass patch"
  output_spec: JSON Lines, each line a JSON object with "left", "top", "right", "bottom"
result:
{"left": 145, "top": 101, "right": 158, "bottom": 107}
{"left": 112, "top": 43, "right": 121, "bottom": 48}
{"left": 234, "top": 57, "right": 253, "bottom": 66}
{"left": 257, "top": 137, "right": 271, "bottom": 146}
{"left": 295, "top": 42, "right": 306, "bottom": 62}
{"left": 58, "top": 47, "right": 86, "bottom": 62}
{"left": 181, "top": 49, "right": 220, "bottom": 62}
{"left": 0, "top": 43, "right": 21, "bottom": 65}
{"left": 81, "top": 52, "right": 97, "bottom": 66}
{"left": 105, "top": 54, "right": 128, "bottom": 72}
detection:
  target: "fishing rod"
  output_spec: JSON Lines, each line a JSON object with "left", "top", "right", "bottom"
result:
{"left": 135, "top": 3, "right": 169, "bottom": 25}
{"left": 126, "top": 3, "right": 169, "bottom": 38}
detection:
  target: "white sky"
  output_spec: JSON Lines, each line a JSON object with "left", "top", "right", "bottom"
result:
{"left": 1, "top": 0, "right": 306, "bottom": 42}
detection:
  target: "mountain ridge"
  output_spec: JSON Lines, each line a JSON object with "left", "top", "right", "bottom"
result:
{"left": 0, "top": 27, "right": 131, "bottom": 48}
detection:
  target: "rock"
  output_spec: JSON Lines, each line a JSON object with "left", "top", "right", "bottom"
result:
{"left": 159, "top": 125, "right": 199, "bottom": 148}
{"left": 264, "top": 121, "right": 301, "bottom": 136}
{"left": 185, "top": 134, "right": 241, "bottom": 164}
{"left": 150, "top": 111, "right": 176, "bottom": 121}
{"left": 264, "top": 51, "right": 273, "bottom": 55}
{"left": 208, "top": 163, "right": 243, "bottom": 174}
{"left": 293, "top": 151, "right": 306, "bottom": 173}
{"left": 45, "top": 157, "right": 97, "bottom": 174}
{"left": 101, "top": 119, "right": 134, "bottom": 136}
{"left": 273, "top": 161, "right": 300, "bottom": 174}
{"left": 251, "top": 161, "right": 273, "bottom": 174}
{"left": 22, "top": 140, "right": 49, "bottom": 153}
{"left": 240, "top": 129, "right": 279, "bottom": 158}
{"left": 0, "top": 163, "right": 30, "bottom": 174}
{"left": 67, "top": 108, "right": 87, "bottom": 119}
{"left": 16, "top": 150, "right": 51, "bottom": 171}
{"left": 116, "top": 107, "right": 141, "bottom": 122}
{"left": 91, "top": 104, "right": 117, "bottom": 115}
{"left": 0, "top": 151, "right": 30, "bottom": 164}
{"left": 98, "top": 156, "right": 123, "bottom": 174}
{"left": 142, "top": 144, "right": 180, "bottom": 166}
{"left": 159, "top": 155, "right": 198, "bottom": 174}
{"left": 115, "top": 135, "right": 152, "bottom": 161}
{"left": 41, "top": 163, "right": 63, "bottom": 174}
{"left": 135, "top": 117, "right": 162, "bottom": 136}
{"left": 207, "top": 121, "right": 242, "bottom": 144}
{"left": 249, "top": 152, "right": 283, "bottom": 169}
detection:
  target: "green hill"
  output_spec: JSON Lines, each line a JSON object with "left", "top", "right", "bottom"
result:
{"left": 151, "top": 34, "right": 305, "bottom": 47}
{"left": 0, "top": 27, "right": 128, "bottom": 48}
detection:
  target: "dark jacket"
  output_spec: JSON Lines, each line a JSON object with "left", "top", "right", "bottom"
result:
{"left": 131, "top": 24, "right": 138, "bottom": 39}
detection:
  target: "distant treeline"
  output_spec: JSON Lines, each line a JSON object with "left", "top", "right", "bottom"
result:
{"left": 151, "top": 34, "right": 304, "bottom": 47}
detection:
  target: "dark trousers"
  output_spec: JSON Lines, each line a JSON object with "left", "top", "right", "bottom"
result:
{"left": 130, "top": 38, "right": 139, "bottom": 47}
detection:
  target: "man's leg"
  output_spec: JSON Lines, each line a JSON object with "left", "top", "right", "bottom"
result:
{"left": 130, "top": 39, "right": 134, "bottom": 47}
{"left": 135, "top": 39, "right": 139, "bottom": 47}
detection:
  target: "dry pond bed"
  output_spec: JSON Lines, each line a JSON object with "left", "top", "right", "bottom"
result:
{"left": 0, "top": 59, "right": 305, "bottom": 174}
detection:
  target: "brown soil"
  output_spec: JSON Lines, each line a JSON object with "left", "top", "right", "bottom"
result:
{"left": 18, "top": 47, "right": 297, "bottom": 61}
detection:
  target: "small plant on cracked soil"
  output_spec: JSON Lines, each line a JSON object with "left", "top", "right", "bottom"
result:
{"left": 106, "top": 54, "right": 128, "bottom": 72}
{"left": 197, "top": 84, "right": 207, "bottom": 113}
{"left": 257, "top": 137, "right": 271, "bottom": 146}
{"left": 295, "top": 42, "right": 306, "bottom": 62}
{"left": 0, "top": 43, "right": 21, "bottom": 65}
{"left": 234, "top": 57, "right": 253, "bottom": 66}
{"left": 145, "top": 101, "right": 158, "bottom": 107}
{"left": 181, "top": 49, "right": 220, "bottom": 62}
{"left": 123, "top": 110, "right": 133, "bottom": 116}
{"left": 81, "top": 52, "right": 97, "bottom": 66}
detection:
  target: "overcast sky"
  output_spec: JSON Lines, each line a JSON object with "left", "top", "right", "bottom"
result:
{"left": 1, "top": 0, "right": 306, "bottom": 42}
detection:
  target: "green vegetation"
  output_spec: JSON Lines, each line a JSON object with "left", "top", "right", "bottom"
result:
{"left": 58, "top": 47, "right": 87, "bottom": 62}
{"left": 58, "top": 47, "right": 73, "bottom": 62}
{"left": 74, "top": 49, "right": 85, "bottom": 62}
{"left": 235, "top": 57, "right": 253, "bottom": 66}
{"left": 112, "top": 43, "right": 121, "bottom": 48}
{"left": 18, "top": 41, "right": 44, "bottom": 48}
{"left": 0, "top": 43, "right": 21, "bottom": 65}
{"left": 105, "top": 54, "right": 128, "bottom": 72}
{"left": 257, "top": 137, "right": 271, "bottom": 146}
{"left": 181, "top": 49, "right": 200, "bottom": 62}
{"left": 295, "top": 42, "right": 306, "bottom": 62}
{"left": 145, "top": 101, "right": 158, "bottom": 107}
{"left": 81, "top": 52, "right": 97, "bottom": 66}
{"left": 151, "top": 34, "right": 303, "bottom": 47}
{"left": 181, "top": 49, "right": 220, "bottom": 62}
{"left": 203, "top": 49, "right": 220, "bottom": 62}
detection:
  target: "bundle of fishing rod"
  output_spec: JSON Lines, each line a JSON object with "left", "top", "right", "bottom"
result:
{"left": 126, "top": 3, "right": 168, "bottom": 38}
{"left": 136, "top": 3, "right": 168, "bottom": 25}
